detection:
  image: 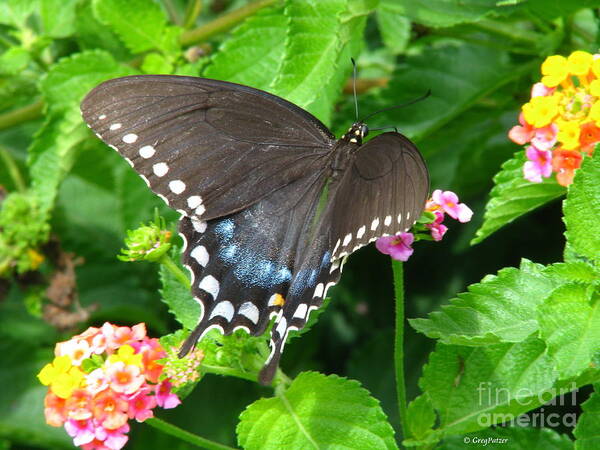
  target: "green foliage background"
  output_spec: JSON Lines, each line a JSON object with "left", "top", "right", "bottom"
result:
{"left": 1, "top": 0, "right": 599, "bottom": 449}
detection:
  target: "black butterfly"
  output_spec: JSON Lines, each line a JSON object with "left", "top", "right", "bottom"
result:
{"left": 80, "top": 75, "right": 429, "bottom": 385}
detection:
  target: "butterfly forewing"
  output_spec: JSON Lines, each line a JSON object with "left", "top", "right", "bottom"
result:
{"left": 80, "top": 75, "right": 335, "bottom": 221}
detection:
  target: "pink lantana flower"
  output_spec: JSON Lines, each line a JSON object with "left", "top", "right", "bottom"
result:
{"left": 531, "top": 123, "right": 558, "bottom": 150}
{"left": 375, "top": 232, "right": 414, "bottom": 262}
{"left": 425, "top": 211, "right": 447, "bottom": 242}
{"left": 106, "top": 362, "right": 145, "bottom": 395}
{"left": 55, "top": 339, "right": 92, "bottom": 366}
{"left": 524, "top": 145, "right": 553, "bottom": 182}
{"left": 155, "top": 381, "right": 181, "bottom": 409}
{"left": 431, "top": 190, "right": 473, "bottom": 223}
{"left": 508, "top": 112, "right": 535, "bottom": 145}
{"left": 85, "top": 369, "right": 109, "bottom": 396}
{"left": 127, "top": 388, "right": 156, "bottom": 422}
{"left": 94, "top": 423, "right": 130, "bottom": 450}
{"left": 531, "top": 82, "right": 553, "bottom": 97}
{"left": 65, "top": 418, "right": 96, "bottom": 446}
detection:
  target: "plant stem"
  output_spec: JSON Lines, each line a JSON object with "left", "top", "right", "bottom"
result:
{"left": 0, "top": 146, "right": 26, "bottom": 192}
{"left": 392, "top": 260, "right": 409, "bottom": 440}
{"left": 146, "top": 417, "right": 237, "bottom": 450}
{"left": 184, "top": 0, "right": 203, "bottom": 29}
{"left": 160, "top": 254, "right": 191, "bottom": 289}
{"left": 0, "top": 100, "right": 43, "bottom": 132}
{"left": 201, "top": 363, "right": 258, "bottom": 383}
{"left": 180, "top": 0, "right": 278, "bottom": 46}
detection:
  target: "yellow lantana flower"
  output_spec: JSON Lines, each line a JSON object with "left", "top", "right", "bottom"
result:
{"left": 522, "top": 95, "right": 560, "bottom": 128}
{"left": 541, "top": 55, "right": 568, "bottom": 87}
{"left": 589, "top": 101, "right": 600, "bottom": 125}
{"left": 592, "top": 58, "right": 600, "bottom": 79}
{"left": 590, "top": 79, "right": 600, "bottom": 97}
{"left": 567, "top": 50, "right": 593, "bottom": 76}
{"left": 37, "top": 355, "right": 85, "bottom": 398}
{"left": 107, "top": 344, "right": 143, "bottom": 367}
{"left": 556, "top": 120, "right": 581, "bottom": 150}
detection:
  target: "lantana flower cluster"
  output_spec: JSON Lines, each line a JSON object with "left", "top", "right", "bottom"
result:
{"left": 37, "top": 323, "right": 184, "bottom": 450}
{"left": 376, "top": 190, "right": 472, "bottom": 261}
{"left": 509, "top": 50, "right": 600, "bottom": 186}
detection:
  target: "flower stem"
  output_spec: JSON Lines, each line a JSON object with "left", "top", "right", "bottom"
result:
{"left": 146, "top": 417, "right": 237, "bottom": 450}
{"left": 0, "top": 100, "right": 43, "bottom": 132}
{"left": 179, "top": 0, "right": 278, "bottom": 46}
{"left": 392, "top": 260, "right": 408, "bottom": 439}
{"left": 160, "top": 254, "right": 191, "bottom": 289}
{"left": 0, "top": 146, "right": 26, "bottom": 192}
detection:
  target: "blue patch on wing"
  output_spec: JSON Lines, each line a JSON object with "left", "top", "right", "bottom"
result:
{"left": 214, "top": 218, "right": 292, "bottom": 288}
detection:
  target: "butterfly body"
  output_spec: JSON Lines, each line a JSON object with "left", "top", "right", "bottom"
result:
{"left": 81, "top": 75, "right": 429, "bottom": 384}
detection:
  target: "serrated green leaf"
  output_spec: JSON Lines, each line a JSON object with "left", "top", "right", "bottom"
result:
{"left": 302, "top": 0, "right": 375, "bottom": 125}
{"left": 75, "top": 2, "right": 132, "bottom": 60}
{"left": 159, "top": 252, "right": 198, "bottom": 331}
{"left": 40, "top": 0, "right": 79, "bottom": 38}
{"left": 421, "top": 337, "right": 557, "bottom": 435}
{"left": 41, "top": 50, "right": 136, "bottom": 111}
{"left": 93, "top": 0, "right": 169, "bottom": 54}
{"left": 538, "top": 284, "right": 600, "bottom": 379}
{"left": 441, "top": 426, "right": 573, "bottom": 450}
{"left": 472, "top": 150, "right": 566, "bottom": 244}
{"left": 389, "top": 0, "right": 518, "bottom": 28}
{"left": 204, "top": 5, "right": 287, "bottom": 89}
{"left": 574, "top": 390, "right": 600, "bottom": 449}
{"left": 376, "top": 0, "right": 411, "bottom": 55}
{"left": 410, "top": 260, "right": 561, "bottom": 346}
{"left": 269, "top": 0, "right": 348, "bottom": 109}
{"left": 406, "top": 394, "right": 436, "bottom": 441}
{"left": 27, "top": 109, "right": 88, "bottom": 219}
{"left": 564, "top": 151, "right": 600, "bottom": 265}
{"left": 0, "top": 0, "right": 38, "bottom": 28}
{"left": 544, "top": 261, "right": 599, "bottom": 284}
{"left": 237, "top": 372, "right": 397, "bottom": 449}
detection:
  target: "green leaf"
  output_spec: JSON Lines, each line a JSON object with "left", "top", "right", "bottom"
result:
{"left": 269, "top": 0, "right": 349, "bottom": 110}
{"left": 302, "top": 0, "right": 376, "bottom": 125}
{"left": 526, "top": 0, "right": 600, "bottom": 21}
{"left": 40, "top": 50, "right": 136, "bottom": 111}
{"left": 376, "top": 0, "right": 411, "bottom": 54}
{"left": 0, "top": 0, "right": 38, "bottom": 28}
{"left": 564, "top": 151, "right": 600, "bottom": 265}
{"left": 287, "top": 297, "right": 330, "bottom": 341}
{"left": 361, "top": 42, "right": 520, "bottom": 142}
{"left": 75, "top": 1, "right": 132, "bottom": 60}
{"left": 441, "top": 426, "right": 573, "bottom": 449}
{"left": 544, "top": 261, "right": 599, "bottom": 284}
{"left": 204, "top": 5, "right": 287, "bottom": 89}
{"left": 390, "top": 0, "right": 519, "bottom": 27}
{"left": 93, "top": 0, "right": 169, "bottom": 54}
{"left": 141, "top": 53, "right": 173, "bottom": 74}
{"left": 237, "top": 372, "right": 397, "bottom": 449}
{"left": 40, "top": 0, "right": 79, "bottom": 38}
{"left": 574, "top": 389, "right": 600, "bottom": 449}
{"left": 27, "top": 109, "right": 88, "bottom": 219}
{"left": 405, "top": 394, "right": 436, "bottom": 441}
{"left": 410, "top": 260, "right": 561, "bottom": 346}
{"left": 421, "top": 337, "right": 557, "bottom": 435}
{"left": 0, "top": 47, "right": 30, "bottom": 75}
{"left": 159, "top": 250, "right": 198, "bottom": 331}
{"left": 472, "top": 150, "right": 566, "bottom": 244}
{"left": 538, "top": 284, "right": 600, "bottom": 379}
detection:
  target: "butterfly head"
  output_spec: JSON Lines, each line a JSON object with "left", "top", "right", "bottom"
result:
{"left": 341, "top": 122, "right": 369, "bottom": 145}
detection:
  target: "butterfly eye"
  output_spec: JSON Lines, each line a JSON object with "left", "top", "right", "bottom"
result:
{"left": 360, "top": 124, "right": 369, "bottom": 138}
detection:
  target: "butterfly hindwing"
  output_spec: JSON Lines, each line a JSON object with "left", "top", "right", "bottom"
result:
{"left": 328, "top": 132, "right": 430, "bottom": 260}
{"left": 80, "top": 75, "right": 335, "bottom": 221}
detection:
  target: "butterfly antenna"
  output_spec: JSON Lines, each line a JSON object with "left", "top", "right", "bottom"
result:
{"left": 351, "top": 57, "right": 359, "bottom": 122}
{"left": 360, "top": 89, "right": 431, "bottom": 123}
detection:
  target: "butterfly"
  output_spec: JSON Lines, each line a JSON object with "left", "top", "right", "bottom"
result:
{"left": 80, "top": 75, "right": 429, "bottom": 385}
